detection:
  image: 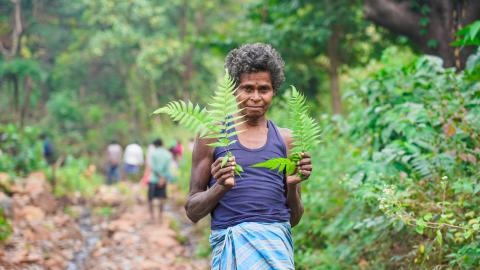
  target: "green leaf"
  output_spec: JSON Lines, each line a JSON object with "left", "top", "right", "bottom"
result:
{"left": 221, "top": 155, "right": 229, "bottom": 168}
{"left": 234, "top": 164, "right": 244, "bottom": 176}
{"left": 207, "top": 141, "right": 229, "bottom": 148}
{"left": 288, "top": 86, "right": 322, "bottom": 154}
{"left": 436, "top": 230, "right": 443, "bottom": 246}
{"left": 152, "top": 70, "right": 246, "bottom": 176}
{"left": 286, "top": 162, "right": 296, "bottom": 176}
{"left": 251, "top": 158, "right": 295, "bottom": 174}
{"left": 423, "top": 213, "right": 433, "bottom": 221}
{"left": 415, "top": 218, "right": 425, "bottom": 234}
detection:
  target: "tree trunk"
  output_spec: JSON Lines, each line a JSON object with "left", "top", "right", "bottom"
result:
{"left": 327, "top": 26, "right": 342, "bottom": 115}
{"left": 0, "top": 0, "right": 23, "bottom": 59}
{"left": 364, "top": 0, "right": 480, "bottom": 69}
{"left": 179, "top": 0, "right": 193, "bottom": 101}
{"left": 149, "top": 79, "right": 158, "bottom": 109}
{"left": 13, "top": 75, "right": 19, "bottom": 119}
{"left": 20, "top": 76, "right": 33, "bottom": 127}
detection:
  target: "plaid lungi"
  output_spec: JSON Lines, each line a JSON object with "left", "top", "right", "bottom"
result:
{"left": 209, "top": 222, "right": 294, "bottom": 270}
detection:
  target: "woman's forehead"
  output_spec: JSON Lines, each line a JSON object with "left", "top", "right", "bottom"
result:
{"left": 239, "top": 71, "right": 272, "bottom": 84}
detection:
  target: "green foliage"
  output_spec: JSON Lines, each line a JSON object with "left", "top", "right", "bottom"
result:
{"left": 93, "top": 206, "right": 114, "bottom": 218}
{"left": 0, "top": 208, "right": 12, "bottom": 243}
{"left": 0, "top": 58, "right": 46, "bottom": 81}
{"left": 46, "top": 92, "right": 84, "bottom": 131}
{"left": 153, "top": 70, "right": 245, "bottom": 174}
{"left": 54, "top": 156, "right": 103, "bottom": 198}
{"left": 350, "top": 53, "right": 480, "bottom": 269}
{"left": 295, "top": 48, "right": 480, "bottom": 269}
{"left": 0, "top": 124, "right": 46, "bottom": 175}
{"left": 177, "top": 150, "right": 193, "bottom": 195}
{"left": 452, "top": 20, "right": 480, "bottom": 47}
{"left": 252, "top": 157, "right": 296, "bottom": 176}
{"left": 252, "top": 86, "right": 321, "bottom": 176}
{"left": 293, "top": 127, "right": 363, "bottom": 270}
{"left": 238, "top": 0, "right": 390, "bottom": 101}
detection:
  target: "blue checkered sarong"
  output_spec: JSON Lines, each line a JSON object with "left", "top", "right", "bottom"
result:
{"left": 209, "top": 222, "right": 294, "bottom": 270}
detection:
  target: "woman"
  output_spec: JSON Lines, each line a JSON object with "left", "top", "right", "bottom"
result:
{"left": 185, "top": 43, "right": 312, "bottom": 269}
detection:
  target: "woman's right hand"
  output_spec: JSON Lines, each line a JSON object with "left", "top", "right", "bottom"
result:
{"left": 211, "top": 156, "right": 236, "bottom": 189}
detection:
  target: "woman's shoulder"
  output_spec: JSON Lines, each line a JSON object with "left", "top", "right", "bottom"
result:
{"left": 274, "top": 124, "right": 293, "bottom": 152}
{"left": 192, "top": 136, "right": 216, "bottom": 158}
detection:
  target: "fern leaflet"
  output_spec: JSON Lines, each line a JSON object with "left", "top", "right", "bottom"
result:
{"left": 152, "top": 70, "right": 245, "bottom": 175}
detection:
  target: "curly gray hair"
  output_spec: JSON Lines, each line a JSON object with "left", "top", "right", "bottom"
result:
{"left": 225, "top": 43, "right": 285, "bottom": 92}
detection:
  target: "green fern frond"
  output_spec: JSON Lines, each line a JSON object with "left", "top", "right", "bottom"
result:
{"left": 251, "top": 86, "right": 322, "bottom": 176}
{"left": 152, "top": 100, "right": 214, "bottom": 137}
{"left": 289, "top": 86, "right": 322, "bottom": 154}
{"left": 152, "top": 69, "right": 245, "bottom": 175}
{"left": 411, "top": 155, "right": 433, "bottom": 179}
{"left": 252, "top": 158, "right": 296, "bottom": 175}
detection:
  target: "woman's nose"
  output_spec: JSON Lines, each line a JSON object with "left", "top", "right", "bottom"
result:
{"left": 251, "top": 91, "right": 261, "bottom": 101}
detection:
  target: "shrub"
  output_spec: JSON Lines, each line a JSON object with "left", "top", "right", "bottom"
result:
{"left": 0, "top": 124, "right": 46, "bottom": 175}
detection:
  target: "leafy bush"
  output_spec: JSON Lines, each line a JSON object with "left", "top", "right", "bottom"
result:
{"left": 294, "top": 50, "right": 480, "bottom": 269}
{"left": 54, "top": 156, "right": 103, "bottom": 198}
{"left": 0, "top": 124, "right": 46, "bottom": 175}
{"left": 0, "top": 208, "right": 12, "bottom": 243}
{"left": 46, "top": 91, "right": 84, "bottom": 131}
{"left": 350, "top": 54, "right": 480, "bottom": 269}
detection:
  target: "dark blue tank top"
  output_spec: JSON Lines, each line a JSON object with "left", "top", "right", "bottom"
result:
{"left": 208, "top": 120, "right": 291, "bottom": 229}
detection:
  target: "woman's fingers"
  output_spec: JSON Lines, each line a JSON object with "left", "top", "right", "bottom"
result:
{"left": 297, "top": 153, "right": 312, "bottom": 178}
{"left": 213, "top": 164, "right": 235, "bottom": 180}
{"left": 300, "top": 152, "right": 311, "bottom": 159}
{"left": 297, "top": 157, "right": 311, "bottom": 166}
{"left": 286, "top": 175, "right": 302, "bottom": 185}
{"left": 299, "top": 169, "right": 311, "bottom": 178}
{"left": 211, "top": 156, "right": 235, "bottom": 175}
{"left": 299, "top": 164, "right": 312, "bottom": 171}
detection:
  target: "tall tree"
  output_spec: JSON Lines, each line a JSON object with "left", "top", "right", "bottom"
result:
{"left": 234, "top": 0, "right": 383, "bottom": 115}
{"left": 0, "top": 0, "right": 46, "bottom": 126}
{"left": 364, "top": 0, "right": 480, "bottom": 68}
{"left": 0, "top": 0, "right": 23, "bottom": 121}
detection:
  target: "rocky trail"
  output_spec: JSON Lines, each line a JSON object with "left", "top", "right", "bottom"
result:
{"left": 0, "top": 172, "right": 210, "bottom": 270}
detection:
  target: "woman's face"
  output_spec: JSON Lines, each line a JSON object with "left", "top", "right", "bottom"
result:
{"left": 236, "top": 71, "right": 274, "bottom": 119}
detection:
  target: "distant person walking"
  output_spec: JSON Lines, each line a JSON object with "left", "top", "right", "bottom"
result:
{"left": 172, "top": 139, "right": 184, "bottom": 162}
{"left": 106, "top": 141, "right": 122, "bottom": 185}
{"left": 140, "top": 143, "right": 155, "bottom": 186}
{"left": 148, "top": 138, "right": 172, "bottom": 223}
{"left": 123, "top": 142, "right": 144, "bottom": 180}
{"left": 40, "top": 133, "right": 55, "bottom": 165}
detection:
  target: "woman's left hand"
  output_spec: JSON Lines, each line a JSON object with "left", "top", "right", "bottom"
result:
{"left": 286, "top": 152, "right": 312, "bottom": 185}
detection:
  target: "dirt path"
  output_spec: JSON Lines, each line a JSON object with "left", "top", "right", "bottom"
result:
{"left": 0, "top": 173, "right": 210, "bottom": 270}
{"left": 84, "top": 184, "right": 210, "bottom": 270}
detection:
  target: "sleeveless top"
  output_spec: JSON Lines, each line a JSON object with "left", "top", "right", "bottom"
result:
{"left": 208, "top": 120, "right": 291, "bottom": 229}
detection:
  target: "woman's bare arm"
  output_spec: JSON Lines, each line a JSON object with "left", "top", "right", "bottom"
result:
{"left": 184, "top": 137, "right": 235, "bottom": 223}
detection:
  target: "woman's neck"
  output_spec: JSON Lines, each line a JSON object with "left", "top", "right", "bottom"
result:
{"left": 238, "top": 115, "right": 267, "bottom": 129}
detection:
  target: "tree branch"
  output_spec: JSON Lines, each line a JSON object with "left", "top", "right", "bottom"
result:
{"left": 364, "top": 0, "right": 422, "bottom": 43}
{"left": 10, "top": 0, "right": 23, "bottom": 57}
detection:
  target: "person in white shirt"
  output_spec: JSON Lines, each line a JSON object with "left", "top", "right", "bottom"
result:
{"left": 123, "top": 142, "right": 144, "bottom": 180}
